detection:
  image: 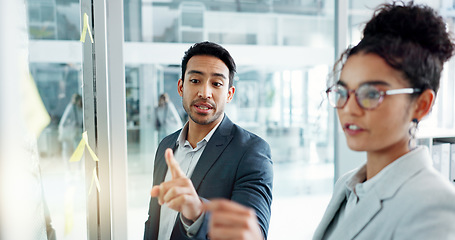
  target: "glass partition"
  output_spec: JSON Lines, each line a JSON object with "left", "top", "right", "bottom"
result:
{"left": 26, "top": 0, "right": 88, "bottom": 239}
{"left": 30, "top": 63, "right": 87, "bottom": 239}
{"left": 22, "top": 0, "right": 455, "bottom": 239}
{"left": 125, "top": 0, "right": 334, "bottom": 47}
{"left": 28, "top": 0, "right": 80, "bottom": 40}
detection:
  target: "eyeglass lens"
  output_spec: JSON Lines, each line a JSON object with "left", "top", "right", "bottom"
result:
{"left": 327, "top": 84, "right": 383, "bottom": 109}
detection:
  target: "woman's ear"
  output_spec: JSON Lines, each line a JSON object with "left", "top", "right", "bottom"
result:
{"left": 413, "top": 89, "right": 435, "bottom": 121}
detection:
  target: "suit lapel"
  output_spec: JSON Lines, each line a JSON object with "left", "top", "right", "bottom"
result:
{"left": 327, "top": 147, "right": 431, "bottom": 239}
{"left": 315, "top": 147, "right": 432, "bottom": 240}
{"left": 331, "top": 191, "right": 382, "bottom": 239}
{"left": 313, "top": 179, "right": 349, "bottom": 239}
{"left": 335, "top": 147, "right": 432, "bottom": 239}
{"left": 190, "top": 116, "right": 234, "bottom": 190}
{"left": 149, "top": 135, "right": 178, "bottom": 240}
{"left": 153, "top": 141, "right": 178, "bottom": 185}
{"left": 153, "top": 154, "right": 167, "bottom": 185}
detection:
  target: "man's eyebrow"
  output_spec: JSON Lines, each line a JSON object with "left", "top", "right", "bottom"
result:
{"left": 187, "top": 70, "right": 227, "bottom": 80}
{"left": 212, "top": 73, "right": 226, "bottom": 79}
{"left": 187, "top": 70, "right": 204, "bottom": 75}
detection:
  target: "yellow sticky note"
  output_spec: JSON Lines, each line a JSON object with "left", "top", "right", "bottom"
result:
{"left": 88, "top": 167, "right": 101, "bottom": 194}
{"left": 21, "top": 68, "right": 50, "bottom": 137}
{"left": 70, "top": 131, "right": 102, "bottom": 194}
{"left": 70, "top": 131, "right": 99, "bottom": 162}
{"left": 94, "top": 169, "right": 101, "bottom": 192}
{"left": 80, "top": 21, "right": 87, "bottom": 42}
{"left": 87, "top": 17, "right": 94, "bottom": 43}
{"left": 69, "top": 137, "right": 85, "bottom": 162}
{"left": 80, "top": 13, "right": 94, "bottom": 43}
{"left": 82, "top": 131, "right": 99, "bottom": 161}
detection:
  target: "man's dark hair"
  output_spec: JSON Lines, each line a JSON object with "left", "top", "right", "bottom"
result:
{"left": 181, "top": 41, "right": 236, "bottom": 88}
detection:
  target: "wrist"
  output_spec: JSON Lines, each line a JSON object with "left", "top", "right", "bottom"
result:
{"left": 181, "top": 214, "right": 195, "bottom": 226}
{"left": 184, "top": 198, "right": 204, "bottom": 221}
{"left": 189, "top": 206, "right": 203, "bottom": 222}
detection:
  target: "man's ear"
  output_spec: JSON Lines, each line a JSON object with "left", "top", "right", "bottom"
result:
{"left": 178, "top": 79, "right": 183, "bottom": 97}
{"left": 413, "top": 89, "right": 435, "bottom": 121}
{"left": 226, "top": 86, "right": 235, "bottom": 103}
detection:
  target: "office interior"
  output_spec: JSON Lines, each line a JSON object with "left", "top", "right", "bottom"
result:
{"left": 1, "top": 0, "right": 454, "bottom": 239}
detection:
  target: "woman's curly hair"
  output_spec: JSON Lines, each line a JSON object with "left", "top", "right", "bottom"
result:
{"left": 331, "top": 1, "right": 455, "bottom": 97}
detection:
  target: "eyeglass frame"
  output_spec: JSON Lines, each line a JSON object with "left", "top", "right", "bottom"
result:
{"left": 326, "top": 83, "right": 422, "bottom": 110}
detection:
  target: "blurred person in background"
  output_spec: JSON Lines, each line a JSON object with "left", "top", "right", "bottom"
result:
{"left": 155, "top": 92, "right": 183, "bottom": 141}
{"left": 58, "top": 93, "right": 83, "bottom": 176}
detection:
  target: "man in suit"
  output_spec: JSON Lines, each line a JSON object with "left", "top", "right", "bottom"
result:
{"left": 144, "top": 41, "right": 273, "bottom": 240}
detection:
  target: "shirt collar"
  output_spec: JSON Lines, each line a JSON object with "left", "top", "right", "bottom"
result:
{"left": 176, "top": 117, "right": 223, "bottom": 149}
{"left": 344, "top": 148, "right": 417, "bottom": 200}
{"left": 344, "top": 165, "right": 366, "bottom": 199}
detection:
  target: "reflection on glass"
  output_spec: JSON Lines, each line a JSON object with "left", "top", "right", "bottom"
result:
{"left": 125, "top": 0, "right": 334, "bottom": 45}
{"left": 27, "top": 0, "right": 80, "bottom": 40}
{"left": 30, "top": 63, "right": 87, "bottom": 240}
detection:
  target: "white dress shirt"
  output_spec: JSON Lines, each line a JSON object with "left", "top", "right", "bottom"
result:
{"left": 158, "top": 120, "right": 221, "bottom": 240}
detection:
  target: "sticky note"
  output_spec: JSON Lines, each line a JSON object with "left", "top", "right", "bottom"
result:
{"left": 82, "top": 131, "right": 99, "bottom": 161}
{"left": 70, "top": 131, "right": 99, "bottom": 162}
{"left": 70, "top": 131, "right": 101, "bottom": 194}
{"left": 88, "top": 167, "right": 101, "bottom": 194}
{"left": 69, "top": 137, "right": 85, "bottom": 162}
{"left": 80, "top": 13, "right": 94, "bottom": 43}
{"left": 22, "top": 68, "right": 50, "bottom": 137}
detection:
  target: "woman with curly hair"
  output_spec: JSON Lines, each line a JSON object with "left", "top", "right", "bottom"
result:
{"left": 201, "top": 2, "right": 455, "bottom": 240}
{"left": 313, "top": 2, "right": 455, "bottom": 239}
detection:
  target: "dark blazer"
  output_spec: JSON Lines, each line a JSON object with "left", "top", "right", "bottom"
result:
{"left": 144, "top": 115, "right": 273, "bottom": 240}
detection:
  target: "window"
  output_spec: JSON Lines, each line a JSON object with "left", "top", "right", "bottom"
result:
{"left": 21, "top": 0, "right": 455, "bottom": 239}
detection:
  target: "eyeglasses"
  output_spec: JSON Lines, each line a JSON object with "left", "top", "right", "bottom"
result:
{"left": 326, "top": 84, "right": 421, "bottom": 110}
